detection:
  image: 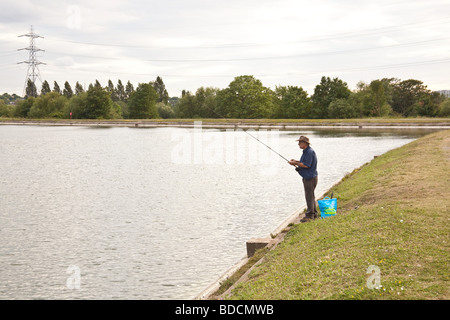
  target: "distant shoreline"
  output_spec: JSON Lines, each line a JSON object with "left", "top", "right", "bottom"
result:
{"left": 1, "top": 118, "right": 449, "bottom": 129}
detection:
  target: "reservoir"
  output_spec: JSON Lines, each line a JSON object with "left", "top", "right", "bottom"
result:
{"left": 0, "top": 124, "right": 438, "bottom": 299}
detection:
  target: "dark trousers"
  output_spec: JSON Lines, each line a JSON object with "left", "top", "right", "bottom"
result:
{"left": 303, "top": 176, "right": 318, "bottom": 218}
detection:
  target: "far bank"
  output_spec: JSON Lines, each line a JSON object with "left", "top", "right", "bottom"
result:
{"left": 0, "top": 117, "right": 449, "bottom": 129}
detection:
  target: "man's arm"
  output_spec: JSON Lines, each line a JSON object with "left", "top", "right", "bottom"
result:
{"left": 288, "top": 159, "right": 309, "bottom": 168}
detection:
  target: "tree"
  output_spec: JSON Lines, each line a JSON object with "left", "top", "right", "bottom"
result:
{"left": 83, "top": 85, "right": 112, "bottom": 119}
{"left": 1, "top": 93, "right": 21, "bottom": 104}
{"left": 391, "top": 79, "right": 429, "bottom": 116}
{"left": 176, "top": 91, "right": 196, "bottom": 118}
{"left": 328, "top": 98, "right": 359, "bottom": 118}
{"left": 0, "top": 99, "right": 13, "bottom": 117}
{"left": 369, "top": 80, "right": 386, "bottom": 117}
{"left": 153, "top": 76, "right": 169, "bottom": 104}
{"left": 274, "top": 85, "right": 310, "bottom": 118}
{"left": 168, "top": 96, "right": 179, "bottom": 107}
{"left": 107, "top": 79, "right": 116, "bottom": 100}
{"left": 356, "top": 79, "right": 393, "bottom": 117}
{"left": 216, "top": 75, "right": 274, "bottom": 118}
{"left": 94, "top": 80, "right": 102, "bottom": 89}
{"left": 157, "top": 102, "right": 175, "bottom": 119}
{"left": 115, "top": 101, "right": 128, "bottom": 119}
{"left": 438, "top": 98, "right": 450, "bottom": 117}
{"left": 128, "top": 83, "right": 158, "bottom": 119}
{"left": 194, "top": 87, "right": 219, "bottom": 118}
{"left": 125, "top": 81, "right": 134, "bottom": 102}
{"left": 175, "top": 87, "right": 219, "bottom": 118}
{"left": 67, "top": 91, "right": 122, "bottom": 119}
{"left": 348, "top": 80, "right": 392, "bottom": 117}
{"left": 115, "top": 80, "right": 125, "bottom": 102}
{"left": 74, "top": 82, "right": 84, "bottom": 95}
{"left": 63, "top": 81, "right": 73, "bottom": 99}
{"left": 310, "top": 76, "right": 351, "bottom": 118}
{"left": 67, "top": 92, "right": 87, "bottom": 119}
{"left": 414, "top": 91, "right": 443, "bottom": 117}
{"left": 106, "top": 79, "right": 125, "bottom": 103}
{"left": 28, "top": 92, "right": 68, "bottom": 118}
{"left": 110, "top": 101, "right": 123, "bottom": 119}
{"left": 347, "top": 82, "right": 370, "bottom": 117}
{"left": 41, "top": 80, "right": 51, "bottom": 96}
{"left": 14, "top": 97, "right": 34, "bottom": 117}
{"left": 25, "top": 79, "right": 37, "bottom": 98}
{"left": 53, "top": 81, "right": 61, "bottom": 94}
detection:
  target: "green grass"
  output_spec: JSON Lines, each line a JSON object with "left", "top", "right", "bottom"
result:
{"left": 225, "top": 129, "right": 449, "bottom": 300}
{"left": 210, "top": 247, "right": 270, "bottom": 298}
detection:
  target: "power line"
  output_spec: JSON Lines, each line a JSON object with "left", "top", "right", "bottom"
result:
{"left": 45, "top": 37, "right": 450, "bottom": 63}
{"left": 46, "top": 17, "right": 450, "bottom": 50}
{"left": 48, "top": 57, "right": 450, "bottom": 79}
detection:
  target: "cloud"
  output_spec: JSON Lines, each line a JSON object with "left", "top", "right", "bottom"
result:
{"left": 378, "top": 36, "right": 400, "bottom": 46}
{"left": 53, "top": 56, "right": 75, "bottom": 67}
{"left": 1, "top": 0, "right": 450, "bottom": 95}
{"left": 0, "top": 1, "right": 40, "bottom": 24}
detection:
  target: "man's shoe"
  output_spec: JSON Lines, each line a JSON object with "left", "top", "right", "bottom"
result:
{"left": 300, "top": 216, "right": 312, "bottom": 223}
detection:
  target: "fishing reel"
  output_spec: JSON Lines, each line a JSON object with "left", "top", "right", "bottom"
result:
{"left": 295, "top": 166, "right": 301, "bottom": 172}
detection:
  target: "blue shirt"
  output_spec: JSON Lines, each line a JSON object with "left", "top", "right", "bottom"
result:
{"left": 298, "top": 146, "right": 318, "bottom": 179}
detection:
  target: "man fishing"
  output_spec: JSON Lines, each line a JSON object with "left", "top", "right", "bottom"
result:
{"left": 288, "top": 136, "right": 318, "bottom": 222}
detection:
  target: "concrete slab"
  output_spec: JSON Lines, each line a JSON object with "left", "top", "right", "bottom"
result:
{"left": 246, "top": 238, "right": 273, "bottom": 258}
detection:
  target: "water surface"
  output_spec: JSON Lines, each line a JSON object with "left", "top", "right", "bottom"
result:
{"left": 0, "top": 125, "right": 433, "bottom": 299}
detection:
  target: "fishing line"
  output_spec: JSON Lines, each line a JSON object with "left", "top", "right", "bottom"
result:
{"left": 205, "top": 107, "right": 291, "bottom": 164}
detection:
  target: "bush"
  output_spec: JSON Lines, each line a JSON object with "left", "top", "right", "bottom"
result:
{"left": 28, "top": 92, "right": 68, "bottom": 118}
{"left": 157, "top": 102, "right": 175, "bottom": 119}
{"left": 13, "top": 97, "right": 34, "bottom": 117}
{"left": 0, "top": 100, "right": 13, "bottom": 117}
{"left": 66, "top": 92, "right": 87, "bottom": 119}
{"left": 328, "top": 98, "right": 358, "bottom": 118}
{"left": 110, "top": 102, "right": 124, "bottom": 119}
{"left": 438, "top": 98, "right": 450, "bottom": 117}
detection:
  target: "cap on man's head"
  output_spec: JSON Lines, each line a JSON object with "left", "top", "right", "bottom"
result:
{"left": 296, "top": 135, "right": 310, "bottom": 144}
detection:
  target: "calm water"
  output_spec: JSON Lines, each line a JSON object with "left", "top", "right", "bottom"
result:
{"left": 0, "top": 124, "right": 435, "bottom": 299}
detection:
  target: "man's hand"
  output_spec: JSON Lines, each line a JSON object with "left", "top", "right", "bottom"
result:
{"left": 289, "top": 159, "right": 309, "bottom": 168}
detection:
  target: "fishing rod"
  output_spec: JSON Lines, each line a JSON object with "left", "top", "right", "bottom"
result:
{"left": 206, "top": 107, "right": 292, "bottom": 164}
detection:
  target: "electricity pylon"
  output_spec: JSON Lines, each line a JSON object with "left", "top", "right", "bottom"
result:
{"left": 18, "top": 25, "right": 45, "bottom": 96}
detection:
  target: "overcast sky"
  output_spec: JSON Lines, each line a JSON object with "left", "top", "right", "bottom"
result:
{"left": 1, "top": 0, "right": 449, "bottom": 97}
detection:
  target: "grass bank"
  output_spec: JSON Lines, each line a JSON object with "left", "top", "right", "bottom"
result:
{"left": 220, "top": 129, "right": 449, "bottom": 300}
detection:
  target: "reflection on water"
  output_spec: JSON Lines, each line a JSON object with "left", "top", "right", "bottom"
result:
{"left": 0, "top": 125, "right": 438, "bottom": 299}
{"left": 284, "top": 127, "right": 440, "bottom": 138}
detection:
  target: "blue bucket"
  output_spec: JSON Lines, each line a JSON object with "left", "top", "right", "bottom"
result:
{"left": 318, "top": 197, "right": 337, "bottom": 218}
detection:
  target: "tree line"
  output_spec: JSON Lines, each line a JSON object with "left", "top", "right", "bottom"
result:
{"left": 176, "top": 76, "right": 449, "bottom": 118}
{"left": 0, "top": 76, "right": 168, "bottom": 120}
{"left": 1, "top": 75, "right": 449, "bottom": 119}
